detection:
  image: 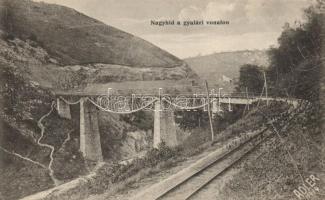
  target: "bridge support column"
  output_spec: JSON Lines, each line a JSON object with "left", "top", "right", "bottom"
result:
{"left": 153, "top": 101, "right": 178, "bottom": 148}
{"left": 80, "top": 97, "right": 103, "bottom": 162}
{"left": 56, "top": 98, "right": 71, "bottom": 119}
{"left": 211, "top": 99, "right": 220, "bottom": 117}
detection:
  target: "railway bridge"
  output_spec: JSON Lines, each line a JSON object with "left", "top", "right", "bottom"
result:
{"left": 54, "top": 90, "right": 295, "bottom": 162}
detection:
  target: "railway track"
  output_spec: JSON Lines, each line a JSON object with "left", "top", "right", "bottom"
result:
{"left": 157, "top": 129, "right": 272, "bottom": 200}
{"left": 134, "top": 103, "right": 305, "bottom": 200}
{"left": 133, "top": 127, "right": 273, "bottom": 200}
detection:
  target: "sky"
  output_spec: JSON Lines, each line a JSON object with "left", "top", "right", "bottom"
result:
{"left": 34, "top": 0, "right": 314, "bottom": 58}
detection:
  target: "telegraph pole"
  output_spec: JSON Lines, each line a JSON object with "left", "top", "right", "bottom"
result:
{"left": 263, "top": 71, "right": 269, "bottom": 106}
{"left": 205, "top": 81, "right": 214, "bottom": 142}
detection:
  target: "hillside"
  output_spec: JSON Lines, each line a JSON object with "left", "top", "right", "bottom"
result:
{"left": 19, "top": 101, "right": 323, "bottom": 200}
{"left": 0, "top": 0, "right": 198, "bottom": 92}
{"left": 0, "top": 0, "right": 182, "bottom": 68}
{"left": 185, "top": 50, "right": 269, "bottom": 90}
{"left": 0, "top": 0, "right": 198, "bottom": 199}
{"left": 0, "top": 36, "right": 159, "bottom": 199}
{"left": 218, "top": 102, "right": 324, "bottom": 200}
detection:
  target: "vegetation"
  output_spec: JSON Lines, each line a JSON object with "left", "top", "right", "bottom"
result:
{"left": 222, "top": 1, "right": 324, "bottom": 199}
{"left": 235, "top": 64, "right": 265, "bottom": 94}
{"left": 176, "top": 109, "right": 209, "bottom": 130}
{"left": 120, "top": 111, "right": 153, "bottom": 131}
{"left": 38, "top": 100, "right": 295, "bottom": 200}
{"left": 0, "top": 64, "right": 88, "bottom": 199}
{"left": 176, "top": 104, "right": 245, "bottom": 134}
{"left": 266, "top": 2, "right": 323, "bottom": 102}
{"left": 220, "top": 100, "right": 323, "bottom": 200}
{"left": 185, "top": 50, "right": 268, "bottom": 89}
{"left": 234, "top": 1, "right": 323, "bottom": 102}
{"left": 53, "top": 69, "right": 89, "bottom": 90}
{"left": 1, "top": 0, "right": 323, "bottom": 199}
{"left": 1, "top": 64, "right": 52, "bottom": 120}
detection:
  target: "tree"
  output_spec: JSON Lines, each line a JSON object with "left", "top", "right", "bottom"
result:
{"left": 175, "top": 109, "right": 209, "bottom": 130}
{"left": 266, "top": 2, "right": 322, "bottom": 101}
{"left": 236, "top": 64, "right": 264, "bottom": 95}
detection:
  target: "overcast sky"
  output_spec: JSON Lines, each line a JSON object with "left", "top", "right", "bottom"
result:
{"left": 34, "top": 0, "right": 313, "bottom": 58}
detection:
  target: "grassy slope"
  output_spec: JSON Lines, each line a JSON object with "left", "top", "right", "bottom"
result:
{"left": 0, "top": 0, "right": 183, "bottom": 68}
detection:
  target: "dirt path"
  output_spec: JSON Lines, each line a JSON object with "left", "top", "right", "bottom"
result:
{"left": 37, "top": 101, "right": 61, "bottom": 186}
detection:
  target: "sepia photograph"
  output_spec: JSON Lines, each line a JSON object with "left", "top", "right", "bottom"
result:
{"left": 0, "top": 0, "right": 324, "bottom": 199}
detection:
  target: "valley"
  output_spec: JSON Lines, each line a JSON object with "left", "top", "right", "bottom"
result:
{"left": 0, "top": 0, "right": 324, "bottom": 200}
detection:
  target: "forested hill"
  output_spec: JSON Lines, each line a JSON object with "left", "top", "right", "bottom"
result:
{"left": 184, "top": 50, "right": 269, "bottom": 89}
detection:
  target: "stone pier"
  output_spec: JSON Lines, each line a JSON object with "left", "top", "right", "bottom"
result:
{"left": 153, "top": 100, "right": 178, "bottom": 148}
{"left": 56, "top": 98, "right": 71, "bottom": 119}
{"left": 79, "top": 98, "right": 103, "bottom": 161}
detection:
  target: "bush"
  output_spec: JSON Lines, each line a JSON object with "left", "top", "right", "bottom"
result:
{"left": 120, "top": 111, "right": 153, "bottom": 131}
{"left": 3, "top": 33, "right": 15, "bottom": 41}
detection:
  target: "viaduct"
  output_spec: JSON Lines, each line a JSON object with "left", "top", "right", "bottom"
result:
{"left": 55, "top": 93, "right": 295, "bottom": 162}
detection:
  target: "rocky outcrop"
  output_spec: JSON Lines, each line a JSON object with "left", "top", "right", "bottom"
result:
{"left": 119, "top": 130, "right": 152, "bottom": 160}
{"left": 98, "top": 111, "right": 153, "bottom": 161}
